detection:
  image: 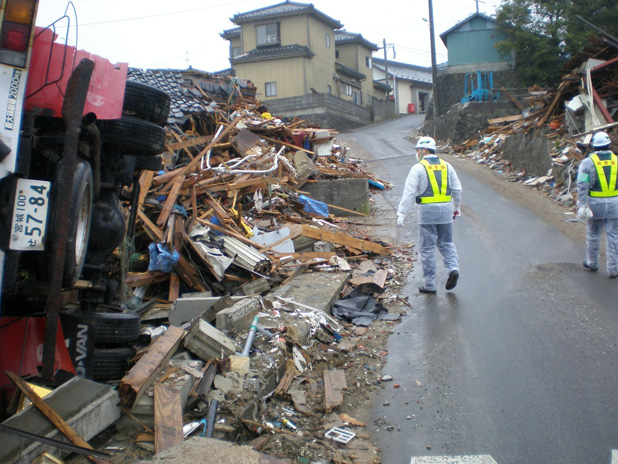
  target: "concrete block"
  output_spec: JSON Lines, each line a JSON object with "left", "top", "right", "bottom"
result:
{"left": 300, "top": 178, "right": 369, "bottom": 216}
{"left": 313, "top": 240, "right": 333, "bottom": 253}
{"left": 229, "top": 355, "right": 250, "bottom": 376}
{"left": 216, "top": 297, "right": 261, "bottom": 334}
{"left": 265, "top": 271, "right": 350, "bottom": 315}
{"left": 170, "top": 296, "right": 245, "bottom": 327}
{"left": 0, "top": 377, "right": 120, "bottom": 464}
{"left": 239, "top": 277, "right": 270, "bottom": 296}
{"left": 186, "top": 319, "right": 236, "bottom": 361}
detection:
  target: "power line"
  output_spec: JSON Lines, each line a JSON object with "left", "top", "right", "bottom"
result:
{"left": 49, "top": 0, "right": 248, "bottom": 27}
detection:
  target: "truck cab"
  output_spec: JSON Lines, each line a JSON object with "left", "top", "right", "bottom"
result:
{"left": 0, "top": 0, "right": 170, "bottom": 316}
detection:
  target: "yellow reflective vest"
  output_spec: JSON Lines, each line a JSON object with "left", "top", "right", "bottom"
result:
{"left": 590, "top": 152, "right": 618, "bottom": 198}
{"left": 416, "top": 158, "right": 452, "bottom": 204}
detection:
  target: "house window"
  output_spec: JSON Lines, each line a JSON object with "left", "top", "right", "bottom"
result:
{"left": 341, "top": 83, "right": 352, "bottom": 96}
{"left": 366, "top": 56, "right": 371, "bottom": 68}
{"left": 352, "top": 91, "right": 359, "bottom": 104}
{"left": 232, "top": 46, "right": 241, "bottom": 58}
{"left": 265, "top": 81, "right": 277, "bottom": 97}
{"left": 327, "top": 85, "right": 331, "bottom": 94}
{"left": 335, "top": 50, "right": 339, "bottom": 59}
{"left": 257, "top": 23, "right": 279, "bottom": 46}
{"left": 367, "top": 94, "right": 373, "bottom": 103}
{"left": 326, "top": 33, "right": 331, "bottom": 48}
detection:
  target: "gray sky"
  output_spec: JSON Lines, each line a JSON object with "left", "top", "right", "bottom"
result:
{"left": 35, "top": 0, "right": 499, "bottom": 73}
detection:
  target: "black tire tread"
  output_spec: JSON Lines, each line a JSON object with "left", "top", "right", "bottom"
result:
{"left": 123, "top": 81, "right": 171, "bottom": 127}
{"left": 93, "top": 346, "right": 136, "bottom": 380}
{"left": 99, "top": 117, "right": 166, "bottom": 156}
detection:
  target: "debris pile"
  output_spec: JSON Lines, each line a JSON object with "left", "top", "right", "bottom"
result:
{"left": 0, "top": 67, "right": 410, "bottom": 464}
{"left": 449, "top": 35, "right": 618, "bottom": 207}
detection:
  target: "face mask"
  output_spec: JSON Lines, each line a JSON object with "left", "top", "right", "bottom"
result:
{"left": 415, "top": 150, "right": 423, "bottom": 160}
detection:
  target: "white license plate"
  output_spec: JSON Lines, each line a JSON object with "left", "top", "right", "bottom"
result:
{"left": 10, "top": 179, "right": 51, "bottom": 251}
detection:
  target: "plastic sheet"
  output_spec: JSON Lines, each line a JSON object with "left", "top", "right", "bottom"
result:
{"left": 148, "top": 243, "right": 179, "bottom": 273}
{"left": 298, "top": 194, "right": 329, "bottom": 218}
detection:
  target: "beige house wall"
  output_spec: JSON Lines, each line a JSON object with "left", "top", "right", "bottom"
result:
{"left": 233, "top": 14, "right": 336, "bottom": 100}
{"left": 235, "top": 57, "right": 308, "bottom": 101}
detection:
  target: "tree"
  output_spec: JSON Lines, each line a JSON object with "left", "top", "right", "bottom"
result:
{"left": 494, "top": 0, "right": 618, "bottom": 87}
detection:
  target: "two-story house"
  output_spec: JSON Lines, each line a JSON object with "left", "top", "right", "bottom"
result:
{"left": 220, "top": 1, "right": 394, "bottom": 131}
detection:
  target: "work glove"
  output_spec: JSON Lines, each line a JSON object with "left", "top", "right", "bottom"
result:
{"left": 397, "top": 214, "right": 405, "bottom": 227}
{"left": 577, "top": 207, "right": 593, "bottom": 221}
{"left": 453, "top": 209, "right": 461, "bottom": 219}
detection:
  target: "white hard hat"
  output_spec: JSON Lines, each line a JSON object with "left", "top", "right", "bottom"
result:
{"left": 592, "top": 131, "right": 611, "bottom": 148}
{"left": 416, "top": 136, "right": 436, "bottom": 151}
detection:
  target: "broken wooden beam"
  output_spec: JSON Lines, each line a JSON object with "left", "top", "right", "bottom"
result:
{"left": 300, "top": 225, "right": 389, "bottom": 255}
{"left": 154, "top": 383, "right": 184, "bottom": 454}
{"left": 323, "top": 369, "right": 346, "bottom": 412}
{"left": 119, "top": 325, "right": 186, "bottom": 408}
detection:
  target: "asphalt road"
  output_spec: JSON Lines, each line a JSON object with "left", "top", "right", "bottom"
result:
{"left": 338, "top": 115, "right": 618, "bottom": 464}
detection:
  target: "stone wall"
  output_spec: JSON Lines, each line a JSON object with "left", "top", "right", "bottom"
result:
{"left": 421, "top": 101, "right": 521, "bottom": 146}
{"left": 428, "top": 69, "right": 526, "bottom": 118}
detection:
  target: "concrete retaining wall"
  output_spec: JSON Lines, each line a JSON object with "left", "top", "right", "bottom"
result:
{"left": 265, "top": 94, "right": 373, "bottom": 132}
{"left": 502, "top": 127, "right": 553, "bottom": 177}
{"left": 421, "top": 101, "right": 521, "bottom": 146}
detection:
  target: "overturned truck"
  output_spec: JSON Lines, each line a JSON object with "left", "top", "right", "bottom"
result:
{"left": 0, "top": 0, "right": 170, "bottom": 402}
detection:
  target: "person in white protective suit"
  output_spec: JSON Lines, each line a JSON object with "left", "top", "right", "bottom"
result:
{"left": 576, "top": 131, "right": 618, "bottom": 278}
{"left": 396, "top": 136, "right": 462, "bottom": 294}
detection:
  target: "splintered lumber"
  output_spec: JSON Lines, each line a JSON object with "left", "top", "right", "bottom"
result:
{"left": 154, "top": 383, "right": 183, "bottom": 454}
{"left": 172, "top": 115, "right": 243, "bottom": 181}
{"left": 5, "top": 371, "right": 111, "bottom": 464}
{"left": 324, "top": 369, "right": 347, "bottom": 412}
{"left": 156, "top": 175, "right": 185, "bottom": 227}
{"left": 274, "top": 360, "right": 296, "bottom": 397}
{"left": 166, "top": 134, "right": 213, "bottom": 152}
{"left": 300, "top": 225, "right": 389, "bottom": 255}
{"left": 119, "top": 325, "right": 186, "bottom": 408}
{"left": 138, "top": 171, "right": 155, "bottom": 208}
{"left": 125, "top": 271, "right": 169, "bottom": 287}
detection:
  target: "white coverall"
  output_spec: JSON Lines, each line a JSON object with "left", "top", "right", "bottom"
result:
{"left": 576, "top": 149, "right": 618, "bottom": 277}
{"left": 397, "top": 154, "right": 463, "bottom": 291}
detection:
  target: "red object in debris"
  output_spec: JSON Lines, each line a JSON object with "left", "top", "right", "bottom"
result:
{"left": 24, "top": 27, "right": 128, "bottom": 120}
{"left": 407, "top": 103, "right": 415, "bottom": 114}
{"left": 549, "top": 119, "right": 561, "bottom": 130}
{"left": 0, "top": 316, "right": 75, "bottom": 390}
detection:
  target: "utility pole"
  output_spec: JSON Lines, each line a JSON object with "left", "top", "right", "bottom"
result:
{"left": 383, "top": 38, "right": 390, "bottom": 91}
{"left": 428, "top": 0, "right": 440, "bottom": 120}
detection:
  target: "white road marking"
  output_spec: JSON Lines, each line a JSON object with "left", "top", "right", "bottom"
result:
{"left": 411, "top": 456, "right": 498, "bottom": 464}
{"left": 612, "top": 449, "right": 618, "bottom": 463}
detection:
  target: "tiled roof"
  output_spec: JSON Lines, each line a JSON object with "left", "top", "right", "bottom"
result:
{"left": 335, "top": 62, "right": 366, "bottom": 80}
{"left": 232, "top": 1, "right": 342, "bottom": 29}
{"left": 372, "top": 58, "right": 432, "bottom": 84}
{"left": 232, "top": 44, "right": 315, "bottom": 63}
{"left": 220, "top": 27, "right": 241, "bottom": 39}
{"left": 335, "top": 30, "right": 378, "bottom": 51}
{"left": 126, "top": 68, "right": 253, "bottom": 123}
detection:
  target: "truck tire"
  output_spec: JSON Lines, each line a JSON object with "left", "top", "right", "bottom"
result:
{"left": 48, "top": 160, "right": 94, "bottom": 287}
{"left": 62, "top": 309, "right": 141, "bottom": 344}
{"left": 93, "top": 346, "right": 136, "bottom": 380}
{"left": 99, "top": 117, "right": 166, "bottom": 156}
{"left": 123, "top": 81, "right": 171, "bottom": 127}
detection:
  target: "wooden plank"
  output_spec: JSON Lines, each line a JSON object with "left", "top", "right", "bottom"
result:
{"left": 274, "top": 361, "right": 296, "bottom": 397}
{"left": 5, "top": 371, "right": 110, "bottom": 464}
{"left": 168, "top": 274, "right": 180, "bottom": 302}
{"left": 137, "top": 171, "right": 155, "bottom": 209}
{"left": 125, "top": 272, "right": 169, "bottom": 287}
{"left": 501, "top": 87, "right": 525, "bottom": 111}
{"left": 156, "top": 175, "right": 185, "bottom": 227}
{"left": 154, "top": 383, "right": 184, "bottom": 454}
{"left": 119, "top": 325, "right": 186, "bottom": 408}
{"left": 165, "top": 134, "right": 213, "bottom": 152}
{"left": 300, "top": 225, "right": 389, "bottom": 255}
{"left": 323, "top": 369, "right": 346, "bottom": 412}
{"left": 259, "top": 134, "right": 315, "bottom": 156}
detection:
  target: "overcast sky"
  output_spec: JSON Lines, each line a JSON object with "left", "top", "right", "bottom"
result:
{"left": 35, "top": 0, "right": 499, "bottom": 73}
